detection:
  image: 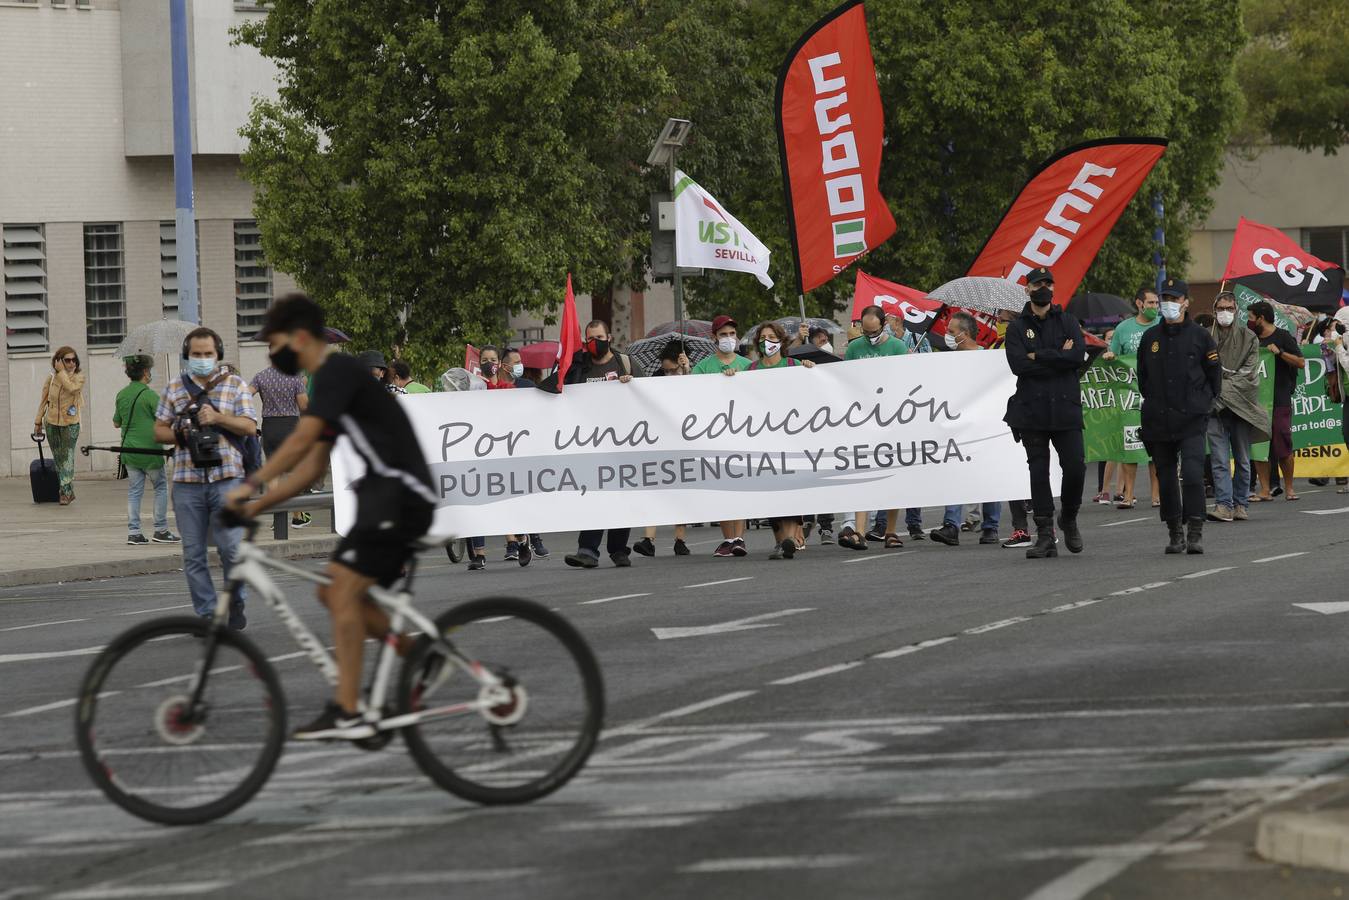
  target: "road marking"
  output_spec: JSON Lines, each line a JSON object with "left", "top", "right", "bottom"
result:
{"left": 652, "top": 691, "right": 758, "bottom": 721}
{"left": 1015, "top": 842, "right": 1206, "bottom": 861}
{"left": 1293, "top": 602, "right": 1349, "bottom": 616}
{"left": 1181, "top": 567, "right": 1235, "bottom": 579}
{"left": 3, "top": 692, "right": 118, "bottom": 718}
{"left": 682, "top": 576, "right": 754, "bottom": 589}
{"left": 873, "top": 636, "right": 958, "bottom": 659}
{"left": 52, "top": 885, "right": 231, "bottom": 899}
{"left": 1109, "top": 581, "right": 1171, "bottom": 596}
{"left": 896, "top": 788, "right": 1039, "bottom": 804}
{"left": 0, "top": 844, "right": 137, "bottom": 860}
{"left": 0, "top": 645, "right": 103, "bottom": 664}
{"left": 1303, "top": 507, "right": 1349, "bottom": 516}
{"left": 681, "top": 855, "right": 863, "bottom": 873}
{"left": 1253, "top": 552, "right": 1308, "bottom": 563}
{"left": 1046, "top": 599, "right": 1105, "bottom": 613}
{"left": 115, "top": 605, "right": 192, "bottom": 616}
{"left": 769, "top": 662, "right": 863, "bottom": 685}
{"left": 358, "top": 870, "right": 537, "bottom": 886}
{"left": 0, "top": 617, "right": 87, "bottom": 632}
{"left": 581, "top": 592, "right": 652, "bottom": 606}
{"left": 1100, "top": 516, "right": 1150, "bottom": 527}
{"left": 553, "top": 816, "right": 702, "bottom": 831}
{"left": 963, "top": 616, "right": 1031, "bottom": 635}
{"left": 841, "top": 550, "right": 916, "bottom": 565}
{"left": 652, "top": 608, "right": 813, "bottom": 640}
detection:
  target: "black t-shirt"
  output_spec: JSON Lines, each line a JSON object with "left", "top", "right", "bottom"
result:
{"left": 1259, "top": 328, "right": 1302, "bottom": 408}
{"left": 584, "top": 355, "right": 627, "bottom": 383}
{"left": 306, "top": 353, "right": 437, "bottom": 504}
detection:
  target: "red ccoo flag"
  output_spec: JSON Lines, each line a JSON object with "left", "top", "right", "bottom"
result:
{"left": 552, "top": 273, "right": 583, "bottom": 392}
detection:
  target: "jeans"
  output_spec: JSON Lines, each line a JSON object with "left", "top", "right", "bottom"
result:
{"left": 1207, "top": 410, "right": 1251, "bottom": 510}
{"left": 577, "top": 528, "right": 631, "bottom": 560}
{"left": 942, "top": 502, "right": 1001, "bottom": 531}
{"left": 1146, "top": 433, "right": 1207, "bottom": 523}
{"left": 127, "top": 465, "right": 169, "bottom": 535}
{"left": 1008, "top": 499, "right": 1030, "bottom": 532}
{"left": 1021, "top": 429, "right": 1086, "bottom": 519}
{"left": 172, "top": 479, "right": 246, "bottom": 618}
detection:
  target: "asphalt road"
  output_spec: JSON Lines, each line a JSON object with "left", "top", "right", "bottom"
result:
{"left": 3, "top": 494, "right": 1349, "bottom": 899}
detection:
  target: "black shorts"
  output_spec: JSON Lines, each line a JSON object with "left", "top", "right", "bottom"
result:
{"left": 332, "top": 477, "right": 435, "bottom": 586}
{"left": 262, "top": 416, "right": 298, "bottom": 458}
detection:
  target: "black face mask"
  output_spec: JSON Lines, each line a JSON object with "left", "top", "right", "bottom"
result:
{"left": 269, "top": 344, "right": 301, "bottom": 376}
{"left": 1030, "top": 287, "right": 1053, "bottom": 305}
{"left": 589, "top": 339, "right": 610, "bottom": 358}
{"left": 481, "top": 361, "right": 498, "bottom": 377}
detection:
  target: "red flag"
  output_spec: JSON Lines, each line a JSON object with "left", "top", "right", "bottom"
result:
{"left": 967, "top": 138, "right": 1167, "bottom": 302}
{"left": 1222, "top": 216, "right": 1345, "bottom": 311}
{"left": 852, "top": 270, "right": 940, "bottom": 339}
{"left": 777, "top": 1, "right": 896, "bottom": 294}
{"left": 464, "top": 343, "right": 480, "bottom": 378}
{"left": 553, "top": 273, "right": 582, "bottom": 391}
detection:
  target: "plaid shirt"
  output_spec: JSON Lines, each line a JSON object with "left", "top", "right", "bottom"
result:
{"left": 155, "top": 372, "right": 260, "bottom": 483}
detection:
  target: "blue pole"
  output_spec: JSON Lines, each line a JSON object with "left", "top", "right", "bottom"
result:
{"left": 1152, "top": 192, "right": 1166, "bottom": 294}
{"left": 170, "top": 0, "right": 199, "bottom": 325}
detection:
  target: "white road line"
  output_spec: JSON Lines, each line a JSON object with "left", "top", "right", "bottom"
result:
{"left": 1253, "top": 552, "right": 1308, "bottom": 563}
{"left": 1099, "top": 516, "right": 1150, "bottom": 527}
{"left": 1046, "top": 599, "right": 1105, "bottom": 613}
{"left": 52, "top": 885, "right": 231, "bottom": 899}
{"left": 769, "top": 662, "right": 863, "bottom": 685}
{"left": 873, "top": 636, "right": 958, "bottom": 659}
{"left": 1014, "top": 842, "right": 1206, "bottom": 861}
{"left": 0, "top": 645, "right": 103, "bottom": 665}
{"left": 963, "top": 616, "right": 1031, "bottom": 635}
{"left": 842, "top": 550, "right": 916, "bottom": 564}
{"left": 3, "top": 692, "right": 118, "bottom": 718}
{"left": 553, "top": 816, "right": 702, "bottom": 831}
{"left": 581, "top": 592, "right": 652, "bottom": 606}
{"left": 682, "top": 576, "right": 754, "bottom": 589}
{"left": 1181, "top": 567, "right": 1235, "bottom": 579}
{"left": 1304, "top": 507, "right": 1349, "bottom": 516}
{"left": 1109, "top": 581, "right": 1171, "bottom": 596}
{"left": 0, "top": 617, "right": 87, "bottom": 632}
{"left": 0, "top": 844, "right": 137, "bottom": 860}
{"left": 115, "top": 605, "right": 192, "bottom": 616}
{"left": 358, "top": 870, "right": 537, "bottom": 886}
{"left": 681, "top": 855, "right": 863, "bottom": 873}
{"left": 652, "top": 691, "right": 758, "bottom": 720}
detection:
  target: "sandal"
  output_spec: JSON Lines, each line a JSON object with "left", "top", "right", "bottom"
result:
{"left": 883, "top": 533, "right": 904, "bottom": 549}
{"left": 1285, "top": 493, "right": 1299, "bottom": 501}
{"left": 1151, "top": 499, "right": 1161, "bottom": 508}
{"left": 837, "top": 528, "right": 867, "bottom": 551}
{"left": 1250, "top": 494, "right": 1272, "bottom": 502}
{"left": 1115, "top": 498, "right": 1136, "bottom": 509}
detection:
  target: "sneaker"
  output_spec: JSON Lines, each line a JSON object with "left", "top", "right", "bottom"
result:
{"left": 907, "top": 524, "right": 926, "bottom": 541}
{"left": 152, "top": 530, "right": 181, "bottom": 544}
{"left": 610, "top": 551, "right": 632, "bottom": 568}
{"left": 864, "top": 526, "right": 886, "bottom": 543}
{"left": 802, "top": 521, "right": 814, "bottom": 540}
{"left": 517, "top": 540, "right": 532, "bottom": 567}
{"left": 1002, "top": 529, "right": 1033, "bottom": 549}
{"left": 819, "top": 527, "right": 835, "bottom": 545}
{"left": 633, "top": 537, "right": 656, "bottom": 557}
{"left": 769, "top": 543, "right": 784, "bottom": 560}
{"left": 929, "top": 524, "right": 960, "bottom": 546}
{"left": 1233, "top": 506, "right": 1249, "bottom": 521}
{"left": 292, "top": 701, "right": 374, "bottom": 741}
{"left": 1271, "top": 486, "right": 1284, "bottom": 497}
{"left": 714, "top": 541, "right": 735, "bottom": 558}
{"left": 228, "top": 602, "right": 247, "bottom": 632}
{"left": 673, "top": 539, "right": 691, "bottom": 556}
{"left": 780, "top": 538, "right": 796, "bottom": 559}
{"left": 731, "top": 538, "right": 748, "bottom": 557}
{"left": 291, "top": 512, "right": 312, "bottom": 528}
{"left": 979, "top": 529, "right": 1000, "bottom": 545}
{"left": 564, "top": 553, "right": 597, "bottom": 569}
{"left": 1112, "top": 493, "right": 1125, "bottom": 504}
{"left": 1208, "top": 503, "right": 1234, "bottom": 522}
{"left": 504, "top": 541, "right": 521, "bottom": 562}
{"left": 529, "top": 535, "right": 550, "bottom": 559}
{"left": 126, "top": 533, "right": 149, "bottom": 545}
{"left": 1093, "top": 491, "right": 1111, "bottom": 504}
{"left": 468, "top": 556, "right": 486, "bottom": 572}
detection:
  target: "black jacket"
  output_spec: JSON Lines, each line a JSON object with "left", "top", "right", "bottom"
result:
{"left": 1003, "top": 303, "right": 1088, "bottom": 432}
{"left": 1137, "top": 318, "right": 1223, "bottom": 441}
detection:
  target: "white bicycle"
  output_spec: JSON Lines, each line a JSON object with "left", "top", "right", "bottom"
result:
{"left": 74, "top": 517, "right": 604, "bottom": 825}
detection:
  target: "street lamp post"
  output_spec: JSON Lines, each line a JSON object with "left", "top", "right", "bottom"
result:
{"left": 647, "top": 118, "right": 693, "bottom": 334}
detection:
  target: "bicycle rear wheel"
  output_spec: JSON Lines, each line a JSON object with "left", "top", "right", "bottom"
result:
{"left": 398, "top": 597, "right": 603, "bottom": 805}
{"left": 74, "top": 616, "right": 286, "bottom": 825}
{"left": 447, "top": 538, "right": 465, "bottom": 564}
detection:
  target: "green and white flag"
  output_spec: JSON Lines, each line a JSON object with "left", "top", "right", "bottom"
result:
{"left": 674, "top": 169, "right": 773, "bottom": 289}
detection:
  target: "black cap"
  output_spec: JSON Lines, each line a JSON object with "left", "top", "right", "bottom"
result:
{"left": 1026, "top": 266, "right": 1054, "bottom": 285}
{"left": 1159, "top": 278, "right": 1188, "bottom": 298}
{"left": 356, "top": 350, "right": 388, "bottom": 370}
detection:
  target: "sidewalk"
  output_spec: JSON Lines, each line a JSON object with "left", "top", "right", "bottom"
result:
{"left": 0, "top": 474, "right": 337, "bottom": 589}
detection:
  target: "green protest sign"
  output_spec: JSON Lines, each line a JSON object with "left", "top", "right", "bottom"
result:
{"left": 1080, "top": 355, "right": 1149, "bottom": 463}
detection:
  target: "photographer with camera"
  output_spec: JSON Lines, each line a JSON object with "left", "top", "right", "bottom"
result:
{"left": 154, "top": 327, "right": 261, "bottom": 630}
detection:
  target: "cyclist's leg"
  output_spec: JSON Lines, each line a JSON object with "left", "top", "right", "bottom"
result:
{"left": 320, "top": 561, "right": 378, "bottom": 713}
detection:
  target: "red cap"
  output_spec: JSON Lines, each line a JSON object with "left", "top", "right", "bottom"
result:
{"left": 711, "top": 315, "right": 737, "bottom": 333}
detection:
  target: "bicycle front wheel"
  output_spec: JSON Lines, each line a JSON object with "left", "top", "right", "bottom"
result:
{"left": 74, "top": 616, "right": 286, "bottom": 825}
{"left": 398, "top": 597, "right": 604, "bottom": 805}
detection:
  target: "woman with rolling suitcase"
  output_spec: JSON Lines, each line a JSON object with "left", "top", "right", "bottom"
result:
{"left": 33, "top": 345, "right": 86, "bottom": 505}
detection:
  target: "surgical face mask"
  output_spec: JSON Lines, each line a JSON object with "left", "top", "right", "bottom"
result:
{"left": 1159, "top": 300, "right": 1182, "bottom": 321}
{"left": 761, "top": 339, "right": 781, "bottom": 357}
{"left": 187, "top": 357, "right": 217, "bottom": 378}
{"left": 866, "top": 330, "right": 885, "bottom": 346}
{"left": 717, "top": 336, "right": 737, "bottom": 354}
{"left": 1140, "top": 307, "right": 1159, "bottom": 322}
{"left": 1215, "top": 310, "right": 1235, "bottom": 327}
{"left": 269, "top": 343, "right": 300, "bottom": 376}
{"left": 1030, "top": 286, "right": 1053, "bottom": 305}
{"left": 944, "top": 332, "right": 959, "bottom": 350}
{"left": 511, "top": 362, "right": 524, "bottom": 378}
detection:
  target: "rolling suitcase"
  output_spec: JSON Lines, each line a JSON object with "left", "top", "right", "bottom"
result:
{"left": 30, "top": 432, "right": 59, "bottom": 504}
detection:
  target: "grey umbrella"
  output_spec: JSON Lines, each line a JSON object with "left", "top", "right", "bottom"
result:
{"left": 929, "top": 276, "right": 1026, "bottom": 315}
{"left": 626, "top": 333, "right": 717, "bottom": 375}
{"left": 115, "top": 318, "right": 199, "bottom": 359}
{"left": 775, "top": 316, "right": 844, "bottom": 337}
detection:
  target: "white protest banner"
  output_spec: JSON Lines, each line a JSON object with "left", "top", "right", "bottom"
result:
{"left": 674, "top": 169, "right": 774, "bottom": 289}
{"left": 333, "top": 352, "right": 1034, "bottom": 537}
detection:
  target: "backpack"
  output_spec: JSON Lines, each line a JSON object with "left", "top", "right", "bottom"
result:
{"left": 182, "top": 374, "right": 264, "bottom": 475}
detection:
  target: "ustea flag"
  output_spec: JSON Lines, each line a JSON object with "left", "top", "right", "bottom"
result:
{"left": 674, "top": 170, "right": 773, "bottom": 289}
{"left": 777, "top": 0, "right": 896, "bottom": 293}
{"left": 1222, "top": 216, "right": 1345, "bottom": 311}
{"left": 967, "top": 138, "right": 1168, "bottom": 301}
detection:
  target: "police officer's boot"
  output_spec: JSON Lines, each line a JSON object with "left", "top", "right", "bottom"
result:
{"left": 1057, "top": 512, "right": 1083, "bottom": 554}
{"left": 1185, "top": 517, "right": 1204, "bottom": 555}
{"left": 1165, "top": 519, "right": 1186, "bottom": 555}
{"left": 1026, "top": 516, "right": 1058, "bottom": 559}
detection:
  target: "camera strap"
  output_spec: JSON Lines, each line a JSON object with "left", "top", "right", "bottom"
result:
{"left": 180, "top": 374, "right": 262, "bottom": 474}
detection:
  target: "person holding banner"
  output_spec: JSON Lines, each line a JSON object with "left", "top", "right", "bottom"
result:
{"left": 1102, "top": 287, "right": 1161, "bottom": 510}
{"left": 1002, "top": 266, "right": 1088, "bottom": 560}
{"left": 1248, "top": 301, "right": 1306, "bottom": 502}
{"left": 691, "top": 315, "right": 752, "bottom": 558}
{"left": 1206, "top": 291, "right": 1266, "bottom": 522}
{"left": 1137, "top": 280, "right": 1223, "bottom": 555}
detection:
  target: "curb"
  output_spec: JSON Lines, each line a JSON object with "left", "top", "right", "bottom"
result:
{"left": 0, "top": 537, "right": 340, "bottom": 590}
{"left": 1257, "top": 810, "right": 1349, "bottom": 875}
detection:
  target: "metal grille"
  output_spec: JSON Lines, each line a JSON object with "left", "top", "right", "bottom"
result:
{"left": 235, "top": 220, "right": 272, "bottom": 342}
{"left": 160, "top": 221, "right": 201, "bottom": 318}
{"left": 3, "top": 224, "right": 48, "bottom": 352}
{"left": 84, "top": 223, "right": 125, "bottom": 346}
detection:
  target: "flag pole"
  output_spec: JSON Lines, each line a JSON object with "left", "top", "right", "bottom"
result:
{"left": 668, "top": 152, "right": 687, "bottom": 356}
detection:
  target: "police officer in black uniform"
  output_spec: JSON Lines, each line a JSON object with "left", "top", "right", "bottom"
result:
{"left": 1137, "top": 278, "right": 1223, "bottom": 555}
{"left": 1003, "top": 266, "right": 1088, "bottom": 559}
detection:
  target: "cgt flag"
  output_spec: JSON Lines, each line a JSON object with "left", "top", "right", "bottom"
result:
{"left": 1222, "top": 217, "right": 1346, "bottom": 312}
{"left": 967, "top": 138, "right": 1168, "bottom": 301}
{"left": 852, "top": 270, "right": 940, "bottom": 339}
{"left": 777, "top": 0, "right": 895, "bottom": 294}
{"left": 674, "top": 170, "right": 774, "bottom": 289}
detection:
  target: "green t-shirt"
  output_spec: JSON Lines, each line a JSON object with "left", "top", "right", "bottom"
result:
{"left": 404, "top": 381, "right": 431, "bottom": 394}
{"left": 753, "top": 356, "right": 794, "bottom": 369}
{"left": 691, "top": 354, "right": 752, "bottom": 375}
{"left": 114, "top": 382, "right": 166, "bottom": 471}
{"left": 845, "top": 335, "right": 908, "bottom": 360}
{"left": 1108, "top": 316, "right": 1153, "bottom": 356}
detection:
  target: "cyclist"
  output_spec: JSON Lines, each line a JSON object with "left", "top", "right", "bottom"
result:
{"left": 226, "top": 293, "right": 438, "bottom": 740}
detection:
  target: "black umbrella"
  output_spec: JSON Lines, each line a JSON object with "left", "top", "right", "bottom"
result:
{"left": 646, "top": 320, "right": 714, "bottom": 340}
{"left": 627, "top": 333, "right": 717, "bottom": 376}
{"left": 1065, "top": 292, "right": 1132, "bottom": 325}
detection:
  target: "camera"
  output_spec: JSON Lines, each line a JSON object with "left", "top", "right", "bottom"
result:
{"left": 178, "top": 403, "right": 223, "bottom": 468}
